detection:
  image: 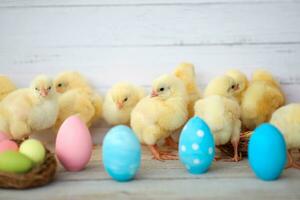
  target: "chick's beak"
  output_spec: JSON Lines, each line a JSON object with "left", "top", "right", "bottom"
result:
{"left": 40, "top": 88, "right": 48, "bottom": 97}
{"left": 116, "top": 101, "right": 124, "bottom": 109}
{"left": 151, "top": 90, "right": 158, "bottom": 97}
{"left": 235, "top": 84, "right": 240, "bottom": 91}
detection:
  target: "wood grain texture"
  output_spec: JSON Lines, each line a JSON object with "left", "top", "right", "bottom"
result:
{"left": 0, "top": 1, "right": 300, "bottom": 198}
{"left": 1, "top": 3, "right": 299, "bottom": 46}
{"left": 1, "top": 146, "right": 300, "bottom": 200}
{"left": 0, "top": 1, "right": 299, "bottom": 97}
{"left": 1, "top": 0, "right": 300, "bottom": 8}
{"left": 1, "top": 45, "right": 299, "bottom": 102}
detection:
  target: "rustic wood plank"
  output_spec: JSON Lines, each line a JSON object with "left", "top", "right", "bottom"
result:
{"left": 1, "top": 178, "right": 299, "bottom": 200}
{"left": 1, "top": 0, "right": 300, "bottom": 8}
{"left": 1, "top": 45, "right": 300, "bottom": 86}
{"left": 1, "top": 1, "right": 299, "bottom": 104}
{"left": 0, "top": 3, "right": 299, "bottom": 47}
{"left": 0, "top": 0, "right": 299, "bottom": 199}
{"left": 1, "top": 45, "right": 300, "bottom": 106}
{"left": 0, "top": 146, "right": 300, "bottom": 200}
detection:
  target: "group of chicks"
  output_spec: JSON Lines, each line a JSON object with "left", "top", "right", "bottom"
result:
{"left": 0, "top": 64, "right": 299, "bottom": 169}
{"left": 0, "top": 72, "right": 102, "bottom": 140}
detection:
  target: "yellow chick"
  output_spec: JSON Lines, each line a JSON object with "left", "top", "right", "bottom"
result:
{"left": 0, "top": 75, "right": 16, "bottom": 100}
{"left": 270, "top": 104, "right": 300, "bottom": 169}
{"left": 55, "top": 71, "right": 91, "bottom": 92}
{"left": 241, "top": 69, "right": 285, "bottom": 130}
{"left": 54, "top": 71, "right": 103, "bottom": 129}
{"left": 173, "top": 62, "right": 201, "bottom": 117}
{"left": 103, "top": 82, "right": 145, "bottom": 126}
{"left": 0, "top": 75, "right": 58, "bottom": 139}
{"left": 226, "top": 69, "right": 249, "bottom": 104}
{"left": 195, "top": 75, "right": 241, "bottom": 161}
{"left": 131, "top": 74, "right": 188, "bottom": 160}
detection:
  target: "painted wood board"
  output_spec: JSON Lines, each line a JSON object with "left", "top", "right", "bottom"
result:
{"left": 0, "top": 0, "right": 300, "bottom": 198}
{"left": 1, "top": 0, "right": 300, "bottom": 7}
{"left": 0, "top": 146, "right": 299, "bottom": 200}
{"left": 0, "top": 3, "right": 299, "bottom": 47}
{"left": 1, "top": 45, "right": 300, "bottom": 89}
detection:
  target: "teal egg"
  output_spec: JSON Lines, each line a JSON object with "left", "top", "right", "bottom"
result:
{"left": 102, "top": 125, "right": 141, "bottom": 182}
{"left": 248, "top": 123, "right": 287, "bottom": 181}
{"left": 179, "top": 116, "right": 215, "bottom": 174}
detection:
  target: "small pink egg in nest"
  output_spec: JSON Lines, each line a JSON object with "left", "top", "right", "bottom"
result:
{"left": 0, "top": 140, "right": 19, "bottom": 153}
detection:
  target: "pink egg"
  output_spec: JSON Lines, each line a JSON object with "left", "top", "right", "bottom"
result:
{"left": 0, "top": 140, "right": 19, "bottom": 153}
{"left": 56, "top": 115, "right": 92, "bottom": 171}
{"left": 0, "top": 132, "right": 9, "bottom": 142}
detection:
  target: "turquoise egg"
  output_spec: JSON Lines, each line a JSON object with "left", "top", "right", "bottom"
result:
{"left": 179, "top": 116, "right": 215, "bottom": 174}
{"left": 248, "top": 123, "right": 287, "bottom": 181}
{"left": 102, "top": 125, "right": 141, "bottom": 182}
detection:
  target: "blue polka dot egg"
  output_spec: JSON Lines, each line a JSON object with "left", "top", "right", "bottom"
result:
{"left": 102, "top": 125, "right": 141, "bottom": 182}
{"left": 179, "top": 116, "right": 215, "bottom": 174}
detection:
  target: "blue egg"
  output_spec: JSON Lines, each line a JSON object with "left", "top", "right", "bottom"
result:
{"left": 102, "top": 125, "right": 141, "bottom": 182}
{"left": 179, "top": 116, "right": 215, "bottom": 174}
{"left": 248, "top": 123, "right": 287, "bottom": 181}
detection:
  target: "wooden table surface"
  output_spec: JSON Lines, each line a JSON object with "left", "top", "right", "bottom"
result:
{"left": 1, "top": 146, "right": 300, "bottom": 200}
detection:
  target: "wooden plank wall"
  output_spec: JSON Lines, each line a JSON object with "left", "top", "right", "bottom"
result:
{"left": 0, "top": 0, "right": 300, "bottom": 142}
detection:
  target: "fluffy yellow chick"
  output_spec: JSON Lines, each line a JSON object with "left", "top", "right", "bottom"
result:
{"left": 55, "top": 71, "right": 91, "bottom": 92}
{"left": 241, "top": 69, "right": 285, "bottom": 130}
{"left": 195, "top": 75, "right": 241, "bottom": 161}
{"left": 270, "top": 104, "right": 300, "bottom": 169}
{"left": 0, "top": 75, "right": 16, "bottom": 100}
{"left": 103, "top": 82, "right": 145, "bottom": 125}
{"left": 131, "top": 74, "right": 188, "bottom": 160}
{"left": 226, "top": 69, "right": 248, "bottom": 104}
{"left": 173, "top": 62, "right": 201, "bottom": 117}
{"left": 0, "top": 75, "right": 58, "bottom": 139}
{"left": 54, "top": 71, "right": 103, "bottom": 129}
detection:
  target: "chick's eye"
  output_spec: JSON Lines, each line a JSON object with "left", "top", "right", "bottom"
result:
{"left": 159, "top": 87, "right": 165, "bottom": 92}
{"left": 124, "top": 97, "right": 128, "bottom": 102}
{"left": 57, "top": 83, "right": 62, "bottom": 87}
{"left": 35, "top": 88, "right": 39, "bottom": 91}
{"left": 231, "top": 85, "right": 235, "bottom": 89}
{"left": 48, "top": 86, "right": 51, "bottom": 90}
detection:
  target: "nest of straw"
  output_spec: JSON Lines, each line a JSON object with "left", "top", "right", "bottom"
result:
{"left": 0, "top": 142, "right": 57, "bottom": 189}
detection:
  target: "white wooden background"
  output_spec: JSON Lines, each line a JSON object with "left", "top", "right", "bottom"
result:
{"left": 0, "top": 0, "right": 300, "bottom": 199}
{"left": 1, "top": 0, "right": 300, "bottom": 101}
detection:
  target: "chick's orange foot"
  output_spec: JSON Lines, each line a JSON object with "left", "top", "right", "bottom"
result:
{"left": 221, "top": 139, "right": 242, "bottom": 162}
{"left": 164, "top": 136, "right": 178, "bottom": 150}
{"left": 148, "top": 145, "right": 178, "bottom": 161}
{"left": 214, "top": 158, "right": 221, "bottom": 162}
{"left": 213, "top": 154, "right": 242, "bottom": 162}
{"left": 286, "top": 150, "right": 300, "bottom": 169}
{"left": 222, "top": 155, "right": 242, "bottom": 162}
{"left": 286, "top": 162, "right": 300, "bottom": 169}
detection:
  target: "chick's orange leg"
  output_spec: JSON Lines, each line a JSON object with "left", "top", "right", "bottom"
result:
{"left": 164, "top": 136, "right": 178, "bottom": 150}
{"left": 232, "top": 138, "right": 241, "bottom": 162}
{"left": 148, "top": 145, "right": 178, "bottom": 161}
{"left": 223, "top": 139, "right": 242, "bottom": 162}
{"left": 214, "top": 156, "right": 222, "bottom": 161}
{"left": 286, "top": 150, "right": 300, "bottom": 169}
{"left": 213, "top": 147, "right": 222, "bottom": 161}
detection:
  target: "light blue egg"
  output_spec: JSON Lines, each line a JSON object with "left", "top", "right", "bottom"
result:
{"left": 102, "top": 125, "right": 141, "bottom": 182}
{"left": 179, "top": 116, "right": 215, "bottom": 174}
{"left": 248, "top": 123, "right": 287, "bottom": 181}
